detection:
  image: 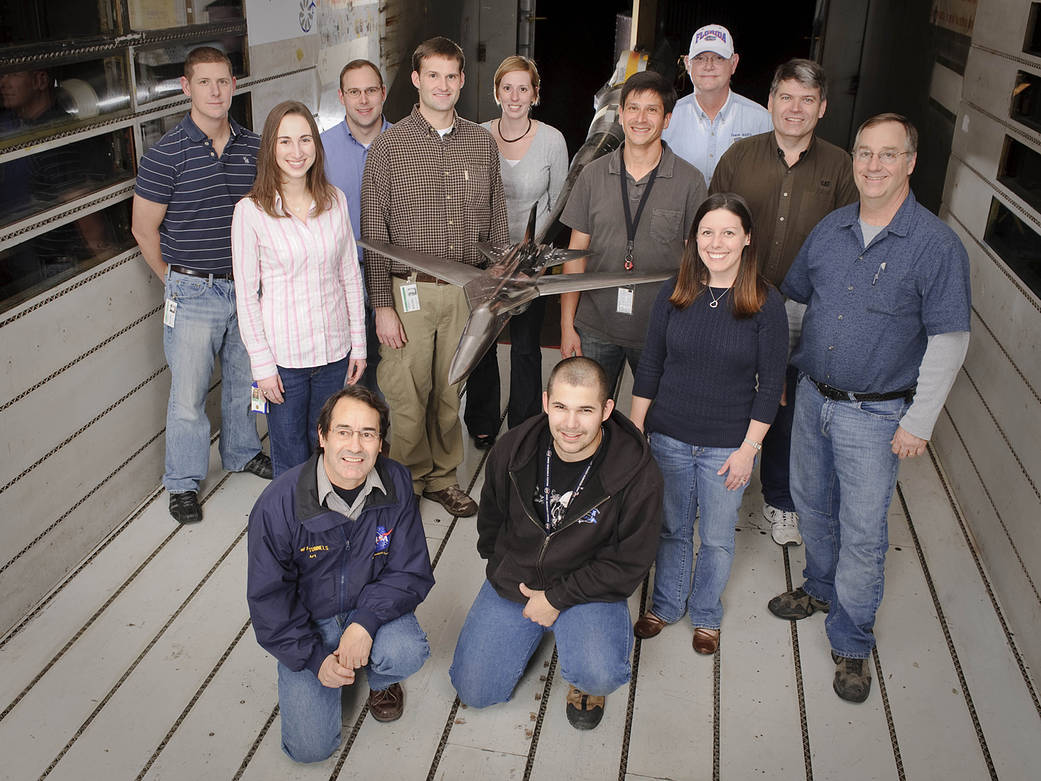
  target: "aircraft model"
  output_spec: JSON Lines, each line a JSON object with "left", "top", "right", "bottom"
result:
{"left": 358, "top": 203, "right": 673, "bottom": 385}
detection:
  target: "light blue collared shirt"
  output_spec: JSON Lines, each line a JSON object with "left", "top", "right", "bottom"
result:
{"left": 321, "top": 117, "right": 392, "bottom": 262}
{"left": 662, "top": 90, "right": 772, "bottom": 185}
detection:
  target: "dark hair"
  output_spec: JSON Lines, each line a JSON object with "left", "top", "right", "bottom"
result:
{"left": 770, "top": 58, "right": 827, "bottom": 101}
{"left": 671, "top": 192, "right": 767, "bottom": 317}
{"left": 184, "top": 46, "right": 233, "bottom": 80}
{"left": 620, "top": 70, "right": 677, "bottom": 116}
{"left": 339, "top": 59, "right": 384, "bottom": 90}
{"left": 412, "top": 36, "right": 465, "bottom": 74}
{"left": 248, "top": 101, "right": 335, "bottom": 219}
{"left": 854, "top": 112, "right": 918, "bottom": 155}
{"left": 317, "top": 386, "right": 390, "bottom": 442}
{"left": 546, "top": 357, "right": 611, "bottom": 405}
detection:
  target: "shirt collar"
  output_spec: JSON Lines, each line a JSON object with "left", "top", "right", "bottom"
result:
{"left": 694, "top": 88, "right": 734, "bottom": 121}
{"left": 315, "top": 456, "right": 386, "bottom": 517}
{"left": 410, "top": 103, "right": 458, "bottom": 138}
{"left": 841, "top": 189, "right": 918, "bottom": 236}
{"left": 272, "top": 191, "right": 316, "bottom": 218}
{"left": 181, "top": 113, "right": 242, "bottom": 144}
{"left": 774, "top": 134, "right": 816, "bottom": 166}
{"left": 343, "top": 117, "right": 392, "bottom": 147}
{"left": 608, "top": 141, "right": 676, "bottom": 179}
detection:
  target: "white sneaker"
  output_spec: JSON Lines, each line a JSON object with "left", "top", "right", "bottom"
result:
{"left": 763, "top": 504, "right": 802, "bottom": 546}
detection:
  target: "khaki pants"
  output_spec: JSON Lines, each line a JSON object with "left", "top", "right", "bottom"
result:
{"left": 377, "top": 278, "right": 468, "bottom": 493}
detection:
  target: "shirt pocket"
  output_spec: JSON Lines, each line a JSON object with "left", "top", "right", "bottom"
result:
{"left": 865, "top": 274, "right": 918, "bottom": 316}
{"left": 462, "top": 163, "right": 491, "bottom": 209}
{"left": 650, "top": 208, "right": 682, "bottom": 244}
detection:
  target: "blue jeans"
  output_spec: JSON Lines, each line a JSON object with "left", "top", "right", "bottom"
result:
{"left": 760, "top": 365, "right": 798, "bottom": 512}
{"left": 163, "top": 271, "right": 261, "bottom": 493}
{"left": 277, "top": 611, "right": 429, "bottom": 763}
{"left": 648, "top": 432, "right": 750, "bottom": 630}
{"left": 791, "top": 376, "right": 908, "bottom": 659}
{"left": 267, "top": 354, "right": 350, "bottom": 477}
{"left": 450, "top": 580, "right": 633, "bottom": 707}
{"left": 577, "top": 328, "right": 642, "bottom": 399}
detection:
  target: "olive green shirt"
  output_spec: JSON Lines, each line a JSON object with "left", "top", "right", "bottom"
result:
{"left": 710, "top": 132, "right": 858, "bottom": 286}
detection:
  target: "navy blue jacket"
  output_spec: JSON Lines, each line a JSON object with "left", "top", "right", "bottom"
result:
{"left": 246, "top": 453, "right": 434, "bottom": 676}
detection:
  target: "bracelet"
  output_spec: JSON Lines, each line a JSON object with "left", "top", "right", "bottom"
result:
{"left": 743, "top": 438, "right": 762, "bottom": 452}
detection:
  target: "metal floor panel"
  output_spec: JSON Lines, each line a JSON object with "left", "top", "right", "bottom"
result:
{"left": 1, "top": 350, "right": 1038, "bottom": 781}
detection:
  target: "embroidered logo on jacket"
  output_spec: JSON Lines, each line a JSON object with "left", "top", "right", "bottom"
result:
{"left": 577, "top": 508, "right": 600, "bottom": 525}
{"left": 374, "top": 526, "right": 393, "bottom": 555}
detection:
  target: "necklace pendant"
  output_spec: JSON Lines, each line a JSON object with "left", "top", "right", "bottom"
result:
{"left": 709, "top": 299, "right": 719, "bottom": 308}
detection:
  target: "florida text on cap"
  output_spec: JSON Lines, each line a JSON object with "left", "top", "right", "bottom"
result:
{"left": 689, "top": 25, "right": 734, "bottom": 59}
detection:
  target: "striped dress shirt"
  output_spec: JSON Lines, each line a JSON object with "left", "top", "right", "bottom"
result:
{"left": 231, "top": 187, "right": 366, "bottom": 380}
{"left": 361, "top": 104, "right": 509, "bottom": 309}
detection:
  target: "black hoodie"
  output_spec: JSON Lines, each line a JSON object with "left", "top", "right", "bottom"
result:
{"left": 477, "top": 410, "right": 663, "bottom": 610}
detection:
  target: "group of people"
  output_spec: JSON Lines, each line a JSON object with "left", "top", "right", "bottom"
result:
{"left": 130, "top": 21, "right": 971, "bottom": 766}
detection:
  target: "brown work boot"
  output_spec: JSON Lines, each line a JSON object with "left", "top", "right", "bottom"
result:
{"left": 423, "top": 484, "right": 478, "bottom": 517}
{"left": 565, "top": 685, "right": 605, "bottom": 730}
{"left": 368, "top": 683, "right": 405, "bottom": 722}
{"left": 633, "top": 611, "right": 668, "bottom": 639}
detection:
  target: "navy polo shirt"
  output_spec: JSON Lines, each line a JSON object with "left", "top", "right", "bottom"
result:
{"left": 782, "top": 190, "right": 971, "bottom": 394}
{"left": 135, "top": 114, "right": 260, "bottom": 273}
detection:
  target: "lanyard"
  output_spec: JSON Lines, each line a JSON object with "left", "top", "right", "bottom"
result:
{"left": 542, "top": 429, "right": 602, "bottom": 532}
{"left": 619, "top": 152, "right": 662, "bottom": 271}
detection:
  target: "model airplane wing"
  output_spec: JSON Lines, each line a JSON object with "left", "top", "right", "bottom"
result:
{"left": 534, "top": 270, "right": 674, "bottom": 296}
{"left": 356, "top": 239, "right": 487, "bottom": 286}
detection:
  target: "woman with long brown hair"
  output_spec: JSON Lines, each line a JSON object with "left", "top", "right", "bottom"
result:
{"left": 628, "top": 192, "right": 788, "bottom": 655}
{"left": 232, "top": 100, "right": 366, "bottom": 476}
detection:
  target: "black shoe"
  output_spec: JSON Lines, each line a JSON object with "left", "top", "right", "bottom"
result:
{"left": 565, "top": 685, "right": 605, "bottom": 730}
{"left": 832, "top": 653, "right": 872, "bottom": 703}
{"left": 241, "top": 452, "right": 273, "bottom": 480}
{"left": 472, "top": 434, "right": 496, "bottom": 451}
{"left": 169, "top": 491, "right": 202, "bottom": 524}
{"left": 767, "top": 587, "right": 829, "bottom": 620}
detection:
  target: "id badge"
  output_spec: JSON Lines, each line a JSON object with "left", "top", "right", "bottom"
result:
{"left": 400, "top": 282, "right": 421, "bottom": 313}
{"left": 250, "top": 382, "right": 269, "bottom": 414}
{"left": 163, "top": 298, "right": 177, "bottom": 327}
{"left": 616, "top": 286, "right": 634, "bottom": 315}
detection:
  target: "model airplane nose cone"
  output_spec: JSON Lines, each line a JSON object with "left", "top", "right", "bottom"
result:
{"left": 449, "top": 306, "right": 500, "bottom": 385}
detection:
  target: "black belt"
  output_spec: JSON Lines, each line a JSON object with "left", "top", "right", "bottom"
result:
{"left": 391, "top": 270, "right": 447, "bottom": 285}
{"left": 811, "top": 378, "right": 915, "bottom": 403}
{"left": 169, "top": 264, "right": 233, "bottom": 280}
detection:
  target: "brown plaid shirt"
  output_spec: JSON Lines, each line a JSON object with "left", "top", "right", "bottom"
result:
{"left": 362, "top": 104, "right": 509, "bottom": 308}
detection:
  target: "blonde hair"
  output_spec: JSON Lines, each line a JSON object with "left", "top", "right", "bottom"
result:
{"left": 492, "top": 55, "right": 541, "bottom": 105}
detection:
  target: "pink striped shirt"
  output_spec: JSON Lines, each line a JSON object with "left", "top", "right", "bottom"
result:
{"left": 232, "top": 187, "right": 366, "bottom": 380}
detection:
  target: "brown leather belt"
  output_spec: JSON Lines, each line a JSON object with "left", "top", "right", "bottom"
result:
{"left": 391, "top": 271, "right": 447, "bottom": 285}
{"left": 169, "top": 264, "right": 233, "bottom": 280}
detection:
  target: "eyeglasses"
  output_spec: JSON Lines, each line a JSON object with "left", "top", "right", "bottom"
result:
{"left": 343, "top": 86, "right": 383, "bottom": 98}
{"left": 691, "top": 53, "right": 727, "bottom": 66}
{"left": 333, "top": 427, "right": 381, "bottom": 442}
{"left": 852, "top": 149, "right": 910, "bottom": 164}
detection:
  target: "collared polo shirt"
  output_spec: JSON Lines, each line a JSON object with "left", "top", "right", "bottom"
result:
{"left": 135, "top": 114, "right": 260, "bottom": 273}
{"left": 710, "top": 132, "right": 858, "bottom": 286}
{"left": 317, "top": 456, "right": 386, "bottom": 518}
{"left": 662, "top": 89, "right": 772, "bottom": 185}
{"left": 361, "top": 105, "right": 509, "bottom": 309}
{"left": 321, "top": 117, "right": 392, "bottom": 262}
{"left": 782, "top": 191, "right": 971, "bottom": 393}
{"left": 561, "top": 142, "right": 706, "bottom": 348}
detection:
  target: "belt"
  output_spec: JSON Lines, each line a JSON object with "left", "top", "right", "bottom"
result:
{"left": 169, "top": 264, "right": 233, "bottom": 280}
{"left": 811, "top": 378, "right": 915, "bottom": 403}
{"left": 391, "top": 270, "right": 447, "bottom": 285}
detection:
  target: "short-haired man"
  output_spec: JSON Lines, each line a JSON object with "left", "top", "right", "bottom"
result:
{"left": 768, "top": 115, "right": 971, "bottom": 703}
{"left": 322, "top": 59, "right": 391, "bottom": 394}
{"left": 133, "top": 47, "right": 272, "bottom": 525}
{"left": 711, "top": 59, "right": 858, "bottom": 546}
{"left": 559, "top": 70, "right": 706, "bottom": 393}
{"left": 662, "top": 24, "right": 772, "bottom": 185}
{"left": 247, "top": 386, "right": 434, "bottom": 762}
{"left": 362, "top": 37, "right": 509, "bottom": 517}
{"left": 450, "top": 357, "right": 663, "bottom": 729}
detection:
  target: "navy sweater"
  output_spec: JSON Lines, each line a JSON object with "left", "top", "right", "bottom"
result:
{"left": 633, "top": 279, "right": 788, "bottom": 448}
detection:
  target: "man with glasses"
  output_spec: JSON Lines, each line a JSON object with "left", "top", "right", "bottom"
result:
{"left": 322, "top": 59, "right": 391, "bottom": 394}
{"left": 247, "top": 386, "right": 434, "bottom": 762}
{"left": 662, "top": 24, "right": 771, "bottom": 185}
{"left": 767, "top": 114, "right": 970, "bottom": 703}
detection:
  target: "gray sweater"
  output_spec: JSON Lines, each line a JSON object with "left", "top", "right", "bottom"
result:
{"left": 481, "top": 120, "right": 568, "bottom": 242}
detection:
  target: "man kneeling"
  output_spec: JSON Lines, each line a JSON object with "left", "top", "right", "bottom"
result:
{"left": 450, "top": 357, "right": 663, "bottom": 729}
{"left": 247, "top": 387, "right": 434, "bottom": 762}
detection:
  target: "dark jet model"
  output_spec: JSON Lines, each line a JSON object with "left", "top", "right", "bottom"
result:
{"left": 358, "top": 204, "right": 671, "bottom": 384}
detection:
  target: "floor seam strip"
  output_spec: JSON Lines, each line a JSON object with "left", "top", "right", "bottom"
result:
{"left": 871, "top": 645, "right": 905, "bottom": 780}
{"left": 522, "top": 646, "right": 558, "bottom": 781}
{"left": 618, "top": 575, "right": 648, "bottom": 781}
{"left": 783, "top": 547, "right": 814, "bottom": 781}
